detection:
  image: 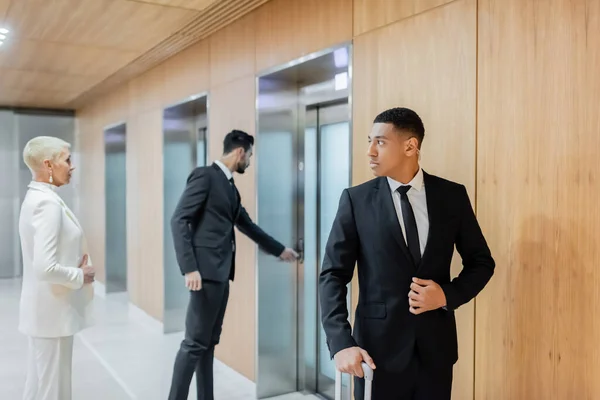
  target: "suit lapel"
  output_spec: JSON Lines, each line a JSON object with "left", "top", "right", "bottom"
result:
{"left": 374, "top": 177, "right": 415, "bottom": 269}
{"left": 211, "top": 163, "right": 240, "bottom": 219}
{"left": 28, "top": 182, "right": 82, "bottom": 231}
{"left": 57, "top": 198, "right": 82, "bottom": 231}
{"left": 418, "top": 172, "right": 441, "bottom": 270}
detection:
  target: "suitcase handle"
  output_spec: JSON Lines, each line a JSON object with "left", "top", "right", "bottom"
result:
{"left": 335, "top": 362, "right": 374, "bottom": 400}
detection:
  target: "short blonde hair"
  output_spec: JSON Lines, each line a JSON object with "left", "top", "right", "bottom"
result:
{"left": 23, "top": 136, "right": 71, "bottom": 174}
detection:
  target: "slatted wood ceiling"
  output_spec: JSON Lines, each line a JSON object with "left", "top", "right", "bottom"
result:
{"left": 0, "top": 0, "right": 270, "bottom": 109}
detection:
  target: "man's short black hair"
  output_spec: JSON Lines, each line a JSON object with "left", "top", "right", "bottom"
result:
{"left": 373, "top": 107, "right": 425, "bottom": 147}
{"left": 223, "top": 129, "right": 254, "bottom": 154}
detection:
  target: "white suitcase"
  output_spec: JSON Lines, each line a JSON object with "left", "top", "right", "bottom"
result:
{"left": 335, "top": 362, "right": 374, "bottom": 400}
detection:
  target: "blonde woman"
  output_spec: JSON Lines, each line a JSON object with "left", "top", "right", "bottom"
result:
{"left": 19, "top": 136, "right": 95, "bottom": 400}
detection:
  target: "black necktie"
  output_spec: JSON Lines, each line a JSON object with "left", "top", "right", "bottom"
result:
{"left": 397, "top": 185, "right": 421, "bottom": 265}
{"left": 229, "top": 177, "right": 239, "bottom": 204}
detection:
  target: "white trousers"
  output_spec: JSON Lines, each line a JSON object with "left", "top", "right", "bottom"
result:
{"left": 23, "top": 336, "right": 74, "bottom": 400}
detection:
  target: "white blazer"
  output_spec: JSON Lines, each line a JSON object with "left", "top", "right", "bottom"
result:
{"left": 18, "top": 181, "right": 94, "bottom": 338}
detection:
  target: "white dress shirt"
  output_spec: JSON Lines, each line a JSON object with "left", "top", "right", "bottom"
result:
{"left": 214, "top": 160, "right": 233, "bottom": 181}
{"left": 387, "top": 167, "right": 429, "bottom": 255}
{"left": 19, "top": 181, "right": 94, "bottom": 337}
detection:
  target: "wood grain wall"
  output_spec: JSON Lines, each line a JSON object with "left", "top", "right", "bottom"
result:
{"left": 76, "top": 0, "right": 352, "bottom": 381}
{"left": 353, "top": 0, "right": 455, "bottom": 36}
{"left": 75, "top": 0, "right": 600, "bottom": 395}
{"left": 475, "top": 0, "right": 600, "bottom": 398}
{"left": 208, "top": 75, "right": 258, "bottom": 378}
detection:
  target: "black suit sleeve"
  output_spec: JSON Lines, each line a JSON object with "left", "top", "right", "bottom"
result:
{"left": 235, "top": 206, "right": 285, "bottom": 257}
{"left": 170, "top": 168, "right": 211, "bottom": 275}
{"left": 319, "top": 189, "right": 359, "bottom": 358}
{"left": 442, "top": 185, "right": 495, "bottom": 310}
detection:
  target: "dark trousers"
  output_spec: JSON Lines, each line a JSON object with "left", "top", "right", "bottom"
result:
{"left": 354, "top": 349, "right": 453, "bottom": 400}
{"left": 168, "top": 281, "right": 230, "bottom": 400}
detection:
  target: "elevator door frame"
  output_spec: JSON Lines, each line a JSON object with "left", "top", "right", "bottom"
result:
{"left": 162, "top": 92, "right": 210, "bottom": 334}
{"left": 162, "top": 92, "right": 210, "bottom": 169}
{"left": 254, "top": 42, "right": 353, "bottom": 400}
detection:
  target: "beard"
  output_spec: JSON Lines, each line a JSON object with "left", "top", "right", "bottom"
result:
{"left": 236, "top": 161, "right": 248, "bottom": 174}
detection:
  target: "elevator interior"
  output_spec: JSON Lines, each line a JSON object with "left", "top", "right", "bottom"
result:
{"left": 162, "top": 94, "right": 208, "bottom": 333}
{"left": 104, "top": 123, "right": 128, "bottom": 294}
{"left": 256, "top": 45, "right": 352, "bottom": 400}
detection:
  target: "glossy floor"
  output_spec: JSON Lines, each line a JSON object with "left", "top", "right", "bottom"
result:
{"left": 0, "top": 279, "right": 319, "bottom": 400}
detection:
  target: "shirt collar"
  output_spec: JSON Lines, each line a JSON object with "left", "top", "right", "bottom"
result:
{"left": 28, "top": 180, "right": 57, "bottom": 193}
{"left": 386, "top": 167, "right": 424, "bottom": 193}
{"left": 214, "top": 160, "right": 233, "bottom": 181}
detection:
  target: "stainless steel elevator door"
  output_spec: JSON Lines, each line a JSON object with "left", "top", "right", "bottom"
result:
{"left": 162, "top": 97, "right": 208, "bottom": 333}
{"left": 104, "top": 124, "right": 127, "bottom": 293}
{"left": 305, "top": 103, "right": 352, "bottom": 400}
{"left": 257, "top": 108, "right": 299, "bottom": 398}
{"left": 0, "top": 111, "right": 19, "bottom": 279}
{"left": 257, "top": 102, "right": 351, "bottom": 399}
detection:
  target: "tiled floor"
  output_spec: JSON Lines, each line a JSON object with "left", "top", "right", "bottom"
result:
{"left": 0, "top": 279, "right": 320, "bottom": 400}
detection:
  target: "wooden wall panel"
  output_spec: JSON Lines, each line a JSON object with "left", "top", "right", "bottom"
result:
{"left": 126, "top": 109, "right": 165, "bottom": 321}
{"left": 254, "top": 0, "right": 352, "bottom": 73}
{"left": 476, "top": 0, "right": 600, "bottom": 398}
{"left": 352, "top": 1, "right": 477, "bottom": 398}
{"left": 208, "top": 76, "right": 258, "bottom": 380}
{"left": 209, "top": 13, "right": 256, "bottom": 87}
{"left": 75, "top": 105, "right": 107, "bottom": 284}
{"left": 129, "top": 65, "right": 165, "bottom": 115}
{"left": 163, "top": 40, "right": 211, "bottom": 105}
{"left": 353, "top": 0, "right": 455, "bottom": 36}
{"left": 103, "top": 92, "right": 129, "bottom": 126}
{"left": 0, "top": 0, "right": 9, "bottom": 19}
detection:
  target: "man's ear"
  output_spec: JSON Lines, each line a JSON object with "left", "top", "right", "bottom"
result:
{"left": 405, "top": 137, "right": 419, "bottom": 154}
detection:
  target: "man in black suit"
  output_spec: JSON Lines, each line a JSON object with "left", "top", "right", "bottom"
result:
{"left": 168, "top": 129, "right": 298, "bottom": 400}
{"left": 319, "top": 108, "right": 495, "bottom": 399}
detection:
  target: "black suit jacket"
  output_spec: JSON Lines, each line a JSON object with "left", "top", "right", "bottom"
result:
{"left": 319, "top": 172, "right": 495, "bottom": 371}
{"left": 171, "top": 163, "right": 285, "bottom": 282}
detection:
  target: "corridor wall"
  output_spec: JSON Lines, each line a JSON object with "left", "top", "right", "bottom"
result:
{"left": 475, "top": 0, "right": 600, "bottom": 398}
{"left": 76, "top": 0, "right": 600, "bottom": 397}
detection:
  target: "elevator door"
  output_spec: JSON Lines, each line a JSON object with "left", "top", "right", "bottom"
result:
{"left": 0, "top": 111, "right": 18, "bottom": 279}
{"left": 304, "top": 103, "right": 352, "bottom": 399}
{"left": 104, "top": 124, "right": 127, "bottom": 293}
{"left": 163, "top": 99, "right": 207, "bottom": 333}
{"left": 257, "top": 101, "right": 351, "bottom": 399}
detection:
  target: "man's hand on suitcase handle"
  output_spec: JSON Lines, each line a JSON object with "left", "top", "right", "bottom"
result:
{"left": 334, "top": 346, "right": 376, "bottom": 378}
